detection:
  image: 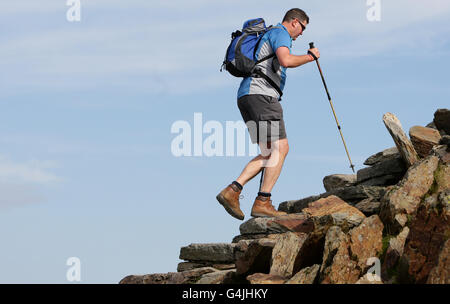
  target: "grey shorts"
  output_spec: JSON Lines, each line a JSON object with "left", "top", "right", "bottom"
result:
{"left": 237, "top": 94, "right": 287, "bottom": 144}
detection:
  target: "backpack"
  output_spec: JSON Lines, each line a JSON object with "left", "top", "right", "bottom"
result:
{"left": 220, "top": 18, "right": 283, "bottom": 96}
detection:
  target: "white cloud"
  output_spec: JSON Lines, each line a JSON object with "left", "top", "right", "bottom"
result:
{"left": 0, "top": 154, "right": 62, "bottom": 184}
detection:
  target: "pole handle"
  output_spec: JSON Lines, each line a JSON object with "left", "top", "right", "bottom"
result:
{"left": 309, "top": 42, "right": 315, "bottom": 49}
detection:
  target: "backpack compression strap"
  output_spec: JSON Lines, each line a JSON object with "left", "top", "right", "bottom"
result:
{"left": 252, "top": 69, "right": 283, "bottom": 98}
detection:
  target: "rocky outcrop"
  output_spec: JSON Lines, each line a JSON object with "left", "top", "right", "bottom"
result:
{"left": 434, "top": 109, "right": 450, "bottom": 135}
{"left": 323, "top": 174, "right": 356, "bottom": 191}
{"left": 120, "top": 109, "right": 449, "bottom": 285}
{"left": 383, "top": 112, "right": 419, "bottom": 167}
{"left": 409, "top": 126, "right": 441, "bottom": 158}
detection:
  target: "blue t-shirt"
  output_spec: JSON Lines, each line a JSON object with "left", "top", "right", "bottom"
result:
{"left": 237, "top": 23, "right": 292, "bottom": 99}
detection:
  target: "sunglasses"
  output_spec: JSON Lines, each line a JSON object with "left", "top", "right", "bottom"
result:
{"left": 295, "top": 18, "right": 306, "bottom": 32}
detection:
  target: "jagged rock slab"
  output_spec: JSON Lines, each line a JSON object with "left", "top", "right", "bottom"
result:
{"left": 279, "top": 185, "right": 386, "bottom": 213}
{"left": 433, "top": 108, "right": 450, "bottom": 135}
{"left": 354, "top": 199, "right": 381, "bottom": 216}
{"left": 246, "top": 273, "right": 286, "bottom": 284}
{"left": 381, "top": 226, "right": 409, "bottom": 281}
{"left": 379, "top": 155, "right": 440, "bottom": 233}
{"left": 382, "top": 112, "right": 419, "bottom": 167}
{"left": 270, "top": 232, "right": 309, "bottom": 277}
{"left": 239, "top": 213, "right": 314, "bottom": 235}
{"left": 177, "top": 262, "right": 235, "bottom": 272}
{"left": 285, "top": 264, "right": 320, "bottom": 284}
{"left": 399, "top": 198, "right": 450, "bottom": 283}
{"left": 235, "top": 239, "right": 275, "bottom": 276}
{"left": 232, "top": 233, "right": 279, "bottom": 244}
{"left": 409, "top": 126, "right": 441, "bottom": 157}
{"left": 179, "top": 243, "right": 236, "bottom": 263}
{"left": 323, "top": 174, "right": 356, "bottom": 192}
{"left": 427, "top": 239, "right": 450, "bottom": 284}
{"left": 356, "top": 156, "right": 406, "bottom": 185}
{"left": 119, "top": 267, "right": 217, "bottom": 284}
{"left": 196, "top": 269, "right": 236, "bottom": 284}
{"left": 302, "top": 195, "right": 366, "bottom": 222}
{"left": 364, "top": 147, "right": 399, "bottom": 166}
{"left": 349, "top": 215, "right": 384, "bottom": 272}
{"left": 319, "top": 226, "right": 360, "bottom": 284}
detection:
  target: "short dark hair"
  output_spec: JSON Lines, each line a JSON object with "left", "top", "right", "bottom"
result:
{"left": 283, "top": 8, "right": 309, "bottom": 24}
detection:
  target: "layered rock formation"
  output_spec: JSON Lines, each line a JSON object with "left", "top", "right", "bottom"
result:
{"left": 120, "top": 109, "right": 449, "bottom": 285}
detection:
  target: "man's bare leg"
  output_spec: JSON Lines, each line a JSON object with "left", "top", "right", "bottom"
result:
{"left": 259, "top": 138, "right": 289, "bottom": 193}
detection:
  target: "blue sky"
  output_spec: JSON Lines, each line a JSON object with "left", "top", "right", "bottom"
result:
{"left": 0, "top": 0, "right": 449, "bottom": 283}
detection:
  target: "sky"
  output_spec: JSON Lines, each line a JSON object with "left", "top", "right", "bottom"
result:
{"left": 0, "top": 0, "right": 449, "bottom": 283}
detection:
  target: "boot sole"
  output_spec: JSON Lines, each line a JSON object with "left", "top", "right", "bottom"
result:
{"left": 216, "top": 194, "right": 244, "bottom": 221}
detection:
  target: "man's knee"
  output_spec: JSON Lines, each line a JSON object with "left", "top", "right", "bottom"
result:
{"left": 279, "top": 138, "right": 289, "bottom": 156}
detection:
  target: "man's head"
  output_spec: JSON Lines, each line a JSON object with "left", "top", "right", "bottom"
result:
{"left": 281, "top": 8, "right": 309, "bottom": 41}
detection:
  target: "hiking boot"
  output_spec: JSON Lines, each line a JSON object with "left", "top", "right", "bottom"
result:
{"left": 251, "top": 196, "right": 287, "bottom": 218}
{"left": 216, "top": 184, "right": 245, "bottom": 220}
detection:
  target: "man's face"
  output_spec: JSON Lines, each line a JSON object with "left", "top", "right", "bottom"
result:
{"left": 291, "top": 18, "right": 307, "bottom": 41}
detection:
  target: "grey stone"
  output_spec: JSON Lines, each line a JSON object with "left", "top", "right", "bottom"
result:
{"left": 354, "top": 199, "right": 381, "bottom": 216}
{"left": 364, "top": 147, "right": 399, "bottom": 166}
{"left": 323, "top": 174, "right": 357, "bottom": 192}
{"left": 383, "top": 112, "right": 419, "bottom": 167}
{"left": 179, "top": 243, "right": 236, "bottom": 263}
{"left": 196, "top": 269, "right": 236, "bottom": 284}
{"left": 357, "top": 156, "right": 407, "bottom": 184}
{"left": 433, "top": 108, "right": 450, "bottom": 135}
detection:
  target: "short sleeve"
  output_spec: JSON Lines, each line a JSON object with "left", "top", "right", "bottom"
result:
{"left": 268, "top": 28, "right": 292, "bottom": 53}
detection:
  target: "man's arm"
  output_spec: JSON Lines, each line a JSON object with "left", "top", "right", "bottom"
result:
{"left": 276, "top": 46, "right": 320, "bottom": 68}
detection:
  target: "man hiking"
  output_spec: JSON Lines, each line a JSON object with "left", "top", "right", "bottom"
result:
{"left": 217, "top": 8, "right": 320, "bottom": 220}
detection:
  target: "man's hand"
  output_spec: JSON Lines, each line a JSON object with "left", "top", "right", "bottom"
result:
{"left": 307, "top": 47, "right": 320, "bottom": 61}
{"left": 276, "top": 46, "right": 315, "bottom": 68}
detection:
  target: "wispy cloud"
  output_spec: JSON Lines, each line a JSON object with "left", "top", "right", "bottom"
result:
{"left": 1, "top": 0, "right": 449, "bottom": 96}
{"left": 0, "top": 154, "right": 61, "bottom": 184}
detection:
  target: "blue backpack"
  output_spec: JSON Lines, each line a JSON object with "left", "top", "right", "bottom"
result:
{"left": 221, "top": 18, "right": 279, "bottom": 78}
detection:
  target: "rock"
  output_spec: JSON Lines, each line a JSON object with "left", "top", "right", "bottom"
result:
{"left": 355, "top": 273, "right": 383, "bottom": 284}
{"left": 302, "top": 195, "right": 366, "bottom": 223}
{"left": 119, "top": 267, "right": 217, "bottom": 284}
{"left": 440, "top": 135, "right": 450, "bottom": 147}
{"left": 196, "top": 269, "right": 236, "bottom": 284}
{"left": 323, "top": 174, "right": 357, "bottom": 192}
{"left": 354, "top": 199, "right": 381, "bottom": 216}
{"left": 246, "top": 273, "right": 286, "bottom": 284}
{"left": 364, "top": 147, "right": 399, "bottom": 166}
{"left": 356, "top": 156, "right": 406, "bottom": 185}
{"left": 179, "top": 243, "right": 236, "bottom": 263}
{"left": 409, "top": 126, "right": 441, "bottom": 157}
{"left": 235, "top": 239, "right": 275, "bottom": 276}
{"left": 232, "top": 233, "right": 279, "bottom": 244}
{"left": 239, "top": 213, "right": 314, "bottom": 235}
{"left": 427, "top": 239, "right": 450, "bottom": 284}
{"left": 285, "top": 264, "right": 320, "bottom": 284}
{"left": 279, "top": 186, "right": 386, "bottom": 213}
{"left": 399, "top": 200, "right": 450, "bottom": 283}
{"left": 426, "top": 121, "right": 437, "bottom": 130}
{"left": 382, "top": 112, "right": 419, "bottom": 167}
{"left": 381, "top": 227, "right": 410, "bottom": 281}
{"left": 319, "top": 226, "right": 360, "bottom": 284}
{"left": 177, "top": 262, "right": 235, "bottom": 272}
{"left": 357, "top": 174, "right": 404, "bottom": 187}
{"left": 349, "top": 215, "right": 384, "bottom": 272}
{"left": 433, "top": 108, "right": 450, "bottom": 135}
{"left": 279, "top": 195, "right": 322, "bottom": 214}
{"left": 435, "top": 161, "right": 450, "bottom": 193}
{"left": 269, "top": 232, "right": 309, "bottom": 278}
{"left": 379, "top": 155, "right": 440, "bottom": 234}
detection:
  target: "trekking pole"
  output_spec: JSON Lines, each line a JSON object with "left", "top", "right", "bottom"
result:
{"left": 259, "top": 168, "right": 265, "bottom": 192}
{"left": 309, "top": 42, "right": 355, "bottom": 173}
